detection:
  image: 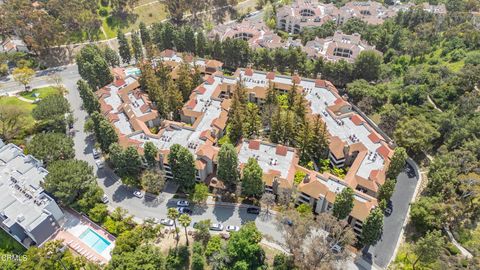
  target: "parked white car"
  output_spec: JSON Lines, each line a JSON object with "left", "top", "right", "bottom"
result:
{"left": 176, "top": 200, "right": 190, "bottom": 207}
{"left": 95, "top": 159, "right": 104, "bottom": 169}
{"left": 210, "top": 223, "right": 224, "bottom": 231}
{"left": 160, "top": 218, "right": 174, "bottom": 226}
{"left": 133, "top": 191, "right": 144, "bottom": 198}
{"left": 226, "top": 225, "right": 240, "bottom": 232}
{"left": 101, "top": 194, "right": 109, "bottom": 204}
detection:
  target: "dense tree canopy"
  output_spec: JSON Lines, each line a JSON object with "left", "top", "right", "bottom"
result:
{"left": 76, "top": 45, "right": 113, "bottom": 89}
{"left": 27, "top": 133, "right": 74, "bottom": 165}
{"left": 168, "top": 144, "right": 196, "bottom": 191}
{"left": 43, "top": 159, "right": 102, "bottom": 212}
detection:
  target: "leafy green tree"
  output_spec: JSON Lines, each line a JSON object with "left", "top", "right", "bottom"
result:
{"left": 191, "top": 183, "right": 209, "bottom": 204}
{"left": 91, "top": 112, "right": 118, "bottom": 153}
{"left": 104, "top": 46, "right": 120, "bottom": 67}
{"left": 243, "top": 103, "right": 261, "bottom": 138}
{"left": 167, "top": 207, "right": 180, "bottom": 240}
{"left": 139, "top": 22, "right": 151, "bottom": 45}
{"left": 77, "top": 79, "right": 100, "bottom": 114}
{"left": 394, "top": 117, "right": 440, "bottom": 155}
{"left": 410, "top": 196, "right": 448, "bottom": 234}
{"left": 191, "top": 252, "right": 205, "bottom": 270}
{"left": 272, "top": 254, "right": 295, "bottom": 270}
{"left": 168, "top": 144, "right": 196, "bottom": 191}
{"left": 76, "top": 45, "right": 113, "bottom": 89}
{"left": 20, "top": 241, "right": 89, "bottom": 270}
{"left": 387, "top": 147, "right": 408, "bottom": 179}
{"left": 88, "top": 203, "right": 108, "bottom": 223}
{"left": 241, "top": 157, "right": 264, "bottom": 198}
{"left": 0, "top": 105, "right": 29, "bottom": 141}
{"left": 177, "top": 62, "right": 194, "bottom": 101}
{"left": 108, "top": 143, "right": 142, "bottom": 183}
{"left": 178, "top": 214, "right": 192, "bottom": 246}
{"left": 12, "top": 67, "right": 35, "bottom": 90}
{"left": 193, "top": 219, "right": 211, "bottom": 246}
{"left": 27, "top": 133, "right": 74, "bottom": 165}
{"left": 226, "top": 222, "right": 265, "bottom": 269}
{"left": 32, "top": 94, "right": 70, "bottom": 121}
{"left": 217, "top": 143, "right": 239, "bottom": 188}
{"left": 411, "top": 230, "right": 444, "bottom": 270}
{"left": 109, "top": 244, "right": 165, "bottom": 270}
{"left": 143, "top": 141, "right": 158, "bottom": 168}
{"left": 354, "top": 50, "right": 383, "bottom": 82}
{"left": 332, "top": 187, "right": 355, "bottom": 220}
{"left": 117, "top": 30, "right": 131, "bottom": 64}
{"left": 378, "top": 179, "right": 396, "bottom": 205}
{"left": 195, "top": 30, "right": 206, "bottom": 57}
{"left": 361, "top": 207, "right": 384, "bottom": 246}
{"left": 205, "top": 234, "right": 222, "bottom": 258}
{"left": 141, "top": 170, "right": 165, "bottom": 194}
{"left": 43, "top": 159, "right": 102, "bottom": 212}
{"left": 183, "top": 25, "right": 195, "bottom": 53}
{"left": 131, "top": 31, "right": 144, "bottom": 62}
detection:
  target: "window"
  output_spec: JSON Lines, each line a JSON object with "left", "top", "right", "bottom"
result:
{"left": 300, "top": 9, "right": 315, "bottom": 17}
{"left": 333, "top": 47, "right": 353, "bottom": 58}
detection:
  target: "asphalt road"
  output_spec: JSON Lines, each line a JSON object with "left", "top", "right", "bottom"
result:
{"left": 0, "top": 64, "right": 420, "bottom": 269}
{"left": 62, "top": 66, "right": 284, "bottom": 243}
{"left": 368, "top": 170, "right": 420, "bottom": 268}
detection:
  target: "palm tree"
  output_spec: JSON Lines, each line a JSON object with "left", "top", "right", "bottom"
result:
{"left": 167, "top": 208, "right": 180, "bottom": 240}
{"left": 178, "top": 214, "right": 192, "bottom": 246}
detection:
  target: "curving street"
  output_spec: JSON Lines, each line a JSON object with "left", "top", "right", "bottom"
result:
{"left": 0, "top": 64, "right": 421, "bottom": 270}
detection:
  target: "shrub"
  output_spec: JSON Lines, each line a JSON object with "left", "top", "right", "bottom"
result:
{"left": 294, "top": 171, "right": 306, "bottom": 185}
{"left": 100, "top": 0, "right": 109, "bottom": 7}
{"left": 99, "top": 8, "right": 109, "bottom": 17}
{"left": 446, "top": 242, "right": 460, "bottom": 255}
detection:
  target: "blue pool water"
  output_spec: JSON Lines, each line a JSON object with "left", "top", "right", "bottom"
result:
{"left": 79, "top": 228, "right": 110, "bottom": 254}
{"left": 125, "top": 68, "right": 141, "bottom": 76}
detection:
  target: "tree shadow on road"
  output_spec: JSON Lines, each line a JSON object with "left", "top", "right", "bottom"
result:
{"left": 212, "top": 202, "right": 235, "bottom": 222}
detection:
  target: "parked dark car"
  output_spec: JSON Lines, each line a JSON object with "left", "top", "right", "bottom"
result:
{"left": 246, "top": 207, "right": 260, "bottom": 214}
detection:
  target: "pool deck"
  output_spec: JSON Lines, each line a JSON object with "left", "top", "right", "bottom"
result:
{"left": 51, "top": 208, "right": 115, "bottom": 264}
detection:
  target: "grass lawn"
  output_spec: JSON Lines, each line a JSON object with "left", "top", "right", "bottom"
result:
{"left": 19, "top": 86, "right": 61, "bottom": 101}
{"left": 0, "top": 96, "right": 37, "bottom": 142}
{"left": 100, "top": 2, "right": 167, "bottom": 39}
{"left": 0, "top": 229, "right": 26, "bottom": 254}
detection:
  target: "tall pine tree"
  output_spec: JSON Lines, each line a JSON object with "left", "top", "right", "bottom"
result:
{"left": 117, "top": 30, "right": 131, "bottom": 64}
{"left": 131, "top": 31, "right": 144, "bottom": 62}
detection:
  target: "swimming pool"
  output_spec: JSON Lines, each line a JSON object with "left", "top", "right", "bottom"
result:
{"left": 125, "top": 68, "right": 141, "bottom": 77}
{"left": 79, "top": 228, "right": 111, "bottom": 254}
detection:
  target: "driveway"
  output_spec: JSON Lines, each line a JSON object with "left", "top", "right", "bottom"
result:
{"left": 10, "top": 64, "right": 415, "bottom": 270}
{"left": 367, "top": 169, "right": 420, "bottom": 268}
{"left": 64, "top": 69, "right": 284, "bottom": 243}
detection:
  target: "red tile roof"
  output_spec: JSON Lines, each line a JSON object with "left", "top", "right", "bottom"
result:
{"left": 196, "top": 86, "right": 207, "bottom": 94}
{"left": 245, "top": 68, "right": 253, "bottom": 76}
{"left": 377, "top": 145, "right": 391, "bottom": 159}
{"left": 114, "top": 79, "right": 126, "bottom": 87}
{"left": 275, "top": 145, "right": 288, "bottom": 156}
{"left": 205, "top": 76, "right": 215, "bottom": 85}
{"left": 368, "top": 132, "right": 381, "bottom": 144}
{"left": 292, "top": 75, "right": 301, "bottom": 84}
{"left": 248, "top": 140, "right": 260, "bottom": 150}
{"left": 186, "top": 99, "right": 196, "bottom": 109}
{"left": 350, "top": 114, "right": 364, "bottom": 126}
{"left": 266, "top": 72, "right": 275, "bottom": 80}
{"left": 315, "top": 79, "right": 327, "bottom": 88}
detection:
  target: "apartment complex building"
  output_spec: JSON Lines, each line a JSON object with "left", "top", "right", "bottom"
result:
{"left": 208, "top": 16, "right": 285, "bottom": 49}
{"left": 303, "top": 31, "right": 379, "bottom": 62}
{"left": 98, "top": 53, "right": 393, "bottom": 234}
{"left": 276, "top": 0, "right": 338, "bottom": 34}
{"left": 277, "top": 0, "right": 435, "bottom": 33}
{"left": 0, "top": 140, "right": 64, "bottom": 248}
{"left": 96, "top": 64, "right": 229, "bottom": 183}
